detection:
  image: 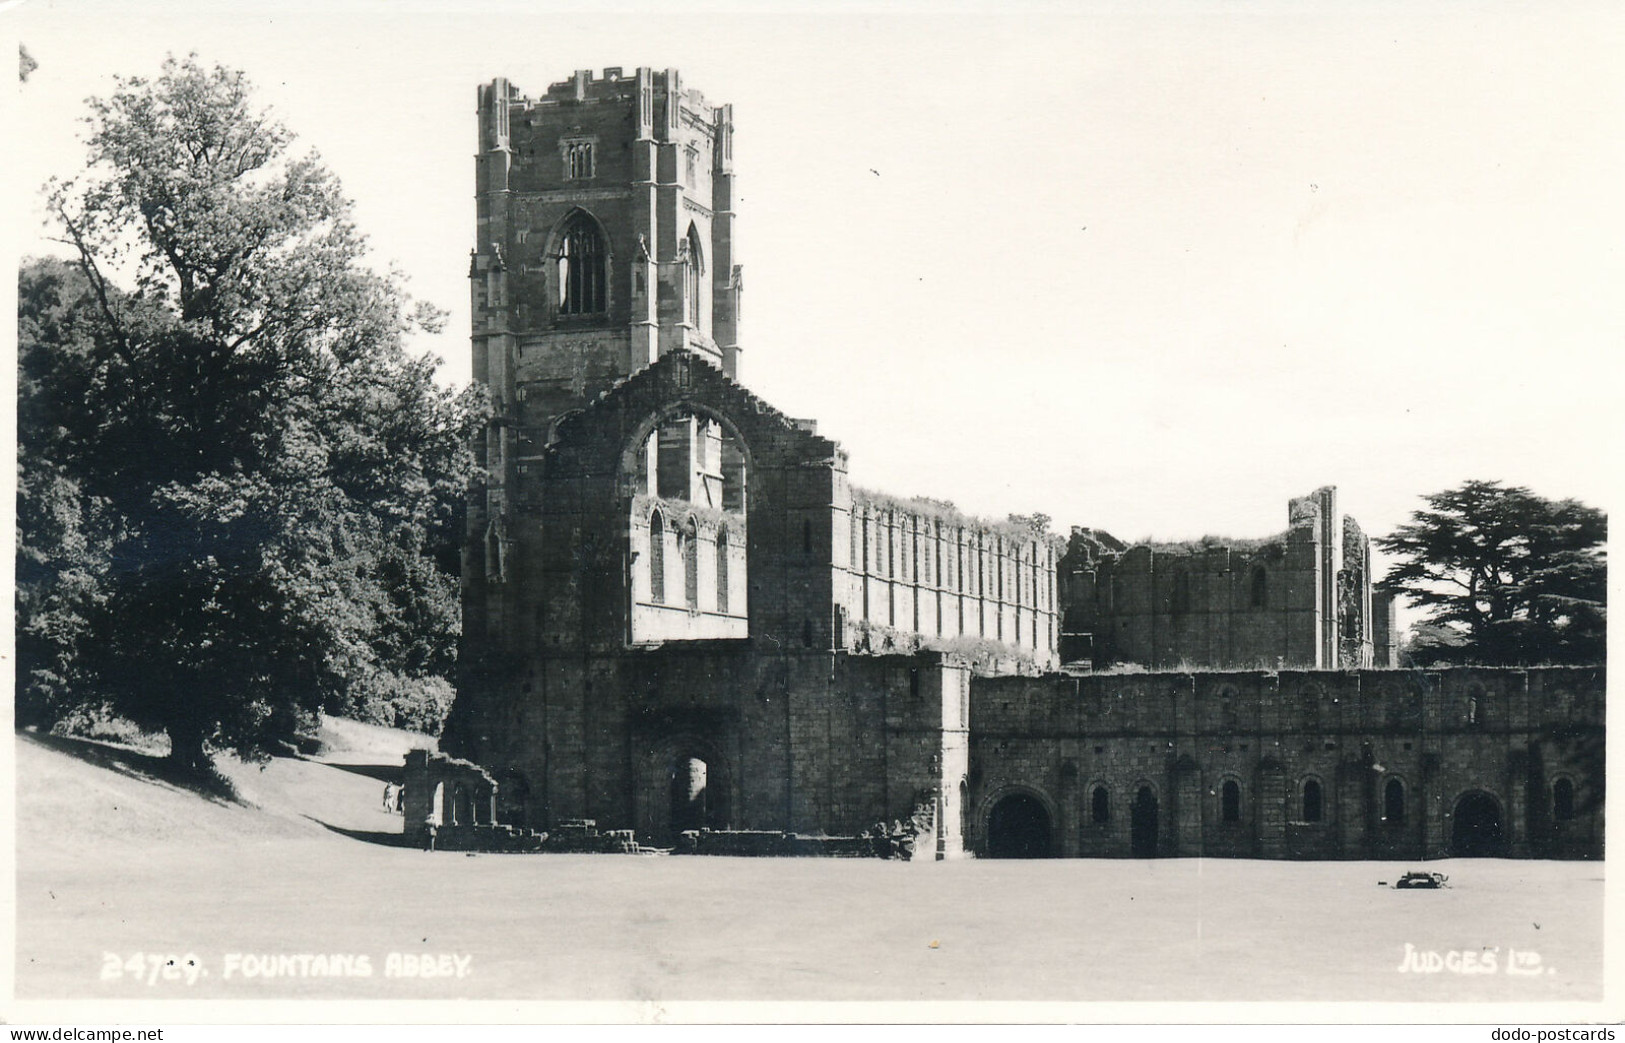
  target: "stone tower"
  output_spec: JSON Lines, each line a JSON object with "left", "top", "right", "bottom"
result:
{"left": 466, "top": 68, "right": 742, "bottom": 643}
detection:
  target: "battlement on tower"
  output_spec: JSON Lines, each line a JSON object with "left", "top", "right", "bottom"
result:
{"left": 479, "top": 67, "right": 727, "bottom": 138}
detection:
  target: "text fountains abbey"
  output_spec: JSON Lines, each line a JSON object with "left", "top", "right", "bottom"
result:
{"left": 428, "top": 68, "right": 1604, "bottom": 861}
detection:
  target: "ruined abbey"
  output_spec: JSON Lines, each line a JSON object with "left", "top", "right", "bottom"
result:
{"left": 433, "top": 68, "right": 1604, "bottom": 861}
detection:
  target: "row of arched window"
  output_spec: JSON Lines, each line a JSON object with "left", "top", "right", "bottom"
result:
{"left": 647, "top": 509, "right": 732, "bottom": 613}
{"left": 852, "top": 508, "right": 1055, "bottom": 609}
{"left": 1078, "top": 776, "right": 1578, "bottom": 829}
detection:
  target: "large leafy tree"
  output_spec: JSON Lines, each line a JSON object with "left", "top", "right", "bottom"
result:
{"left": 1377, "top": 480, "right": 1606, "bottom": 666}
{"left": 23, "top": 56, "right": 483, "bottom": 772}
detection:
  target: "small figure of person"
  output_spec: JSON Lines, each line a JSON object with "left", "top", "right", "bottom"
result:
{"left": 395, "top": 783, "right": 406, "bottom": 813}
{"left": 382, "top": 781, "right": 396, "bottom": 811}
{"left": 422, "top": 790, "right": 441, "bottom": 852}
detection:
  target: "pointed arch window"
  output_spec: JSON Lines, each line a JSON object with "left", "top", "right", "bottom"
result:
{"left": 681, "top": 518, "right": 699, "bottom": 609}
{"left": 648, "top": 511, "right": 666, "bottom": 604}
{"left": 557, "top": 212, "right": 607, "bottom": 315}
{"left": 684, "top": 224, "right": 705, "bottom": 332}
{"left": 716, "top": 527, "right": 731, "bottom": 614}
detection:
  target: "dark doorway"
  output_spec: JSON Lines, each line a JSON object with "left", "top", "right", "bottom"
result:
{"left": 986, "top": 793, "right": 1052, "bottom": 858}
{"left": 1451, "top": 791, "right": 1505, "bottom": 857}
{"left": 1131, "top": 785, "right": 1159, "bottom": 857}
{"left": 670, "top": 755, "right": 710, "bottom": 835}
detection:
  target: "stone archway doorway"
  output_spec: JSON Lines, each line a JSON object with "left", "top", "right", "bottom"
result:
{"left": 986, "top": 792, "right": 1052, "bottom": 858}
{"left": 1451, "top": 791, "right": 1505, "bottom": 857}
{"left": 640, "top": 736, "right": 733, "bottom": 846}
{"left": 1131, "top": 786, "right": 1159, "bottom": 858}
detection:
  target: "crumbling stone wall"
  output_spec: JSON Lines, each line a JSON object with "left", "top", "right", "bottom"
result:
{"left": 1059, "top": 487, "right": 1394, "bottom": 670}
{"left": 401, "top": 749, "right": 499, "bottom": 844}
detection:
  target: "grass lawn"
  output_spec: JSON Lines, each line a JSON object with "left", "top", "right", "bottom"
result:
{"left": 13, "top": 727, "right": 1605, "bottom": 1006}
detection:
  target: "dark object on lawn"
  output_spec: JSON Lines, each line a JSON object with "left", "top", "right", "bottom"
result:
{"left": 1394, "top": 871, "right": 1449, "bottom": 889}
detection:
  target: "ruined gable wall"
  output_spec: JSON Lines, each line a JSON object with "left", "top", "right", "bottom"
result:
{"left": 1056, "top": 487, "right": 1394, "bottom": 670}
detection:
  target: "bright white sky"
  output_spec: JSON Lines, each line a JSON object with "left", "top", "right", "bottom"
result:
{"left": 7, "top": 1, "right": 1623, "bottom": 606}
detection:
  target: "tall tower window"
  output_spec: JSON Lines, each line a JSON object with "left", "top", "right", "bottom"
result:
{"left": 557, "top": 213, "right": 607, "bottom": 315}
{"left": 684, "top": 224, "right": 705, "bottom": 332}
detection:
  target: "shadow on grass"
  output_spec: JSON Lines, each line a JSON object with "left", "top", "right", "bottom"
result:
{"left": 304, "top": 815, "right": 418, "bottom": 848}
{"left": 18, "top": 729, "right": 242, "bottom": 805}
{"left": 320, "top": 761, "right": 405, "bottom": 784}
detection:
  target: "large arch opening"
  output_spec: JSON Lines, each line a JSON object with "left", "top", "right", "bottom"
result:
{"left": 1131, "top": 785, "right": 1159, "bottom": 857}
{"left": 1451, "top": 791, "right": 1505, "bottom": 857}
{"left": 986, "top": 792, "right": 1052, "bottom": 859}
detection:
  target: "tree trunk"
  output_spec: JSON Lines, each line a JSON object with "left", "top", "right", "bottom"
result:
{"left": 167, "top": 720, "right": 212, "bottom": 777}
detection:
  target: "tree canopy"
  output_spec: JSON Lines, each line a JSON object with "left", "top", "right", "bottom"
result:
{"left": 20, "top": 56, "right": 484, "bottom": 772}
{"left": 1377, "top": 480, "right": 1606, "bottom": 666}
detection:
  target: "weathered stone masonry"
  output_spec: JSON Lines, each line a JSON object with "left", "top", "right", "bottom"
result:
{"left": 438, "top": 68, "right": 1603, "bottom": 861}
{"left": 1059, "top": 487, "right": 1398, "bottom": 671}
{"left": 967, "top": 666, "right": 1603, "bottom": 860}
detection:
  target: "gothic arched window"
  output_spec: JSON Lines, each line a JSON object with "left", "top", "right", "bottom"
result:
{"left": 557, "top": 212, "right": 607, "bottom": 315}
{"left": 649, "top": 510, "right": 666, "bottom": 604}
{"left": 1091, "top": 785, "right": 1110, "bottom": 824}
{"left": 1384, "top": 778, "right": 1405, "bottom": 823}
{"left": 681, "top": 518, "right": 699, "bottom": 609}
{"left": 1222, "top": 780, "right": 1241, "bottom": 822}
{"left": 684, "top": 224, "right": 705, "bottom": 332}
{"left": 716, "top": 527, "right": 731, "bottom": 614}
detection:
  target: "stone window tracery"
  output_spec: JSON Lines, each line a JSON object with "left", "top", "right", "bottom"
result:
{"left": 563, "top": 140, "right": 595, "bottom": 180}
{"left": 557, "top": 212, "right": 607, "bottom": 314}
